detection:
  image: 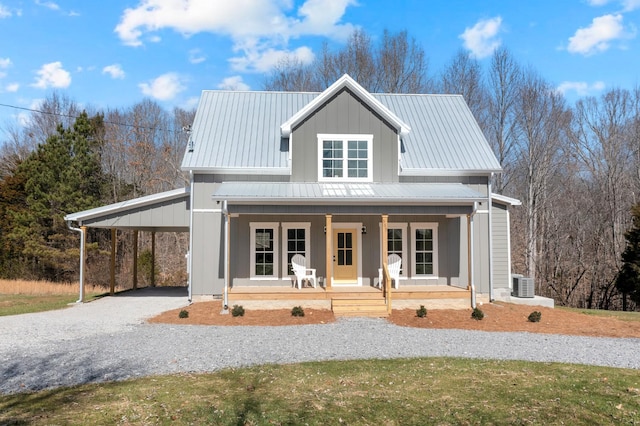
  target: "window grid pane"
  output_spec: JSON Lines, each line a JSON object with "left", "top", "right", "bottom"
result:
{"left": 321, "top": 137, "right": 369, "bottom": 180}
{"left": 387, "top": 228, "right": 403, "bottom": 274}
{"left": 255, "top": 228, "right": 274, "bottom": 276}
{"left": 415, "top": 228, "right": 434, "bottom": 276}
{"left": 286, "top": 228, "right": 306, "bottom": 275}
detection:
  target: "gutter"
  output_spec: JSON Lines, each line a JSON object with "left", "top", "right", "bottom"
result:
{"left": 488, "top": 173, "right": 494, "bottom": 302}
{"left": 66, "top": 220, "right": 85, "bottom": 303}
{"left": 188, "top": 171, "right": 194, "bottom": 302}
{"left": 470, "top": 202, "right": 479, "bottom": 309}
{"left": 222, "top": 200, "right": 230, "bottom": 313}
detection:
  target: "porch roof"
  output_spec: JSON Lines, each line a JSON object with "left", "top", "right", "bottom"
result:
{"left": 213, "top": 182, "right": 486, "bottom": 205}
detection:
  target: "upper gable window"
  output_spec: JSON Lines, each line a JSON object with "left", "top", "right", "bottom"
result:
{"left": 317, "top": 134, "right": 373, "bottom": 182}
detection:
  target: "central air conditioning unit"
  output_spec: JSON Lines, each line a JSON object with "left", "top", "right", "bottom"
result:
{"left": 512, "top": 275, "right": 534, "bottom": 298}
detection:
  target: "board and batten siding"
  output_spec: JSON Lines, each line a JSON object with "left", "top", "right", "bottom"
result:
{"left": 491, "top": 202, "right": 510, "bottom": 290}
{"left": 290, "top": 88, "right": 399, "bottom": 183}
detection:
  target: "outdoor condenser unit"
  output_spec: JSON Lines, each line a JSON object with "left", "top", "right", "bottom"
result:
{"left": 512, "top": 275, "right": 535, "bottom": 298}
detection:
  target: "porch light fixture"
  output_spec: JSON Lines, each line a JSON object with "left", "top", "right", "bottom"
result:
{"left": 323, "top": 226, "right": 326, "bottom": 233}
{"left": 361, "top": 225, "right": 367, "bottom": 234}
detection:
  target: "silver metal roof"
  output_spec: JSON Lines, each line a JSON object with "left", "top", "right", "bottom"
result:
{"left": 213, "top": 182, "right": 486, "bottom": 204}
{"left": 182, "top": 86, "right": 501, "bottom": 174}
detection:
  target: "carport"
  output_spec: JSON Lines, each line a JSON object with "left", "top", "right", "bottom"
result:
{"left": 64, "top": 187, "right": 191, "bottom": 302}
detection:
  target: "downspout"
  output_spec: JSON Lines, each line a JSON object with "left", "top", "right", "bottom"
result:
{"left": 67, "top": 220, "right": 85, "bottom": 303}
{"left": 470, "top": 202, "right": 479, "bottom": 309}
{"left": 488, "top": 173, "right": 494, "bottom": 302}
{"left": 188, "top": 171, "right": 194, "bottom": 302}
{"left": 222, "top": 200, "right": 230, "bottom": 312}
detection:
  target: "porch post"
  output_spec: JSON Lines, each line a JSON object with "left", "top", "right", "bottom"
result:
{"left": 110, "top": 228, "right": 116, "bottom": 295}
{"left": 80, "top": 226, "right": 87, "bottom": 303}
{"left": 325, "top": 214, "right": 332, "bottom": 289}
{"left": 151, "top": 231, "right": 156, "bottom": 287}
{"left": 133, "top": 230, "right": 138, "bottom": 290}
{"left": 381, "top": 214, "right": 391, "bottom": 314}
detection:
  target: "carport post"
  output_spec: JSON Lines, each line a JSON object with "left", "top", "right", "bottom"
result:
{"left": 133, "top": 230, "right": 138, "bottom": 290}
{"left": 151, "top": 231, "right": 156, "bottom": 287}
{"left": 79, "top": 226, "right": 87, "bottom": 302}
{"left": 110, "top": 228, "right": 116, "bottom": 295}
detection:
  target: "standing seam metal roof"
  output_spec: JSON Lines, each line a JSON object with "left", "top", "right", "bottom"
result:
{"left": 182, "top": 89, "right": 501, "bottom": 173}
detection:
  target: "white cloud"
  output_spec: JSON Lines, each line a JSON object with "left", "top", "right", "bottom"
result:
{"left": 459, "top": 16, "right": 503, "bottom": 59}
{"left": 0, "top": 4, "right": 10, "bottom": 18}
{"left": 557, "top": 80, "right": 606, "bottom": 96}
{"left": 567, "top": 14, "right": 633, "bottom": 55}
{"left": 587, "top": 0, "right": 611, "bottom": 5}
{"left": 103, "top": 64, "right": 125, "bottom": 79}
{"left": 0, "top": 57, "right": 11, "bottom": 78}
{"left": 35, "top": 0, "right": 60, "bottom": 11}
{"left": 230, "top": 45, "right": 314, "bottom": 73}
{"left": 115, "top": 0, "right": 355, "bottom": 72}
{"left": 621, "top": 0, "right": 640, "bottom": 10}
{"left": 188, "top": 48, "right": 206, "bottom": 64}
{"left": 31, "top": 61, "right": 71, "bottom": 89}
{"left": 138, "top": 72, "right": 185, "bottom": 100}
{"left": 5, "top": 82, "right": 19, "bottom": 92}
{"left": 217, "top": 76, "right": 250, "bottom": 91}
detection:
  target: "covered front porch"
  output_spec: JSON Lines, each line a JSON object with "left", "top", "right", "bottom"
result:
{"left": 216, "top": 182, "right": 491, "bottom": 315}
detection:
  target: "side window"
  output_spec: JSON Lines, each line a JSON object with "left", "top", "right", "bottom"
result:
{"left": 250, "top": 223, "right": 279, "bottom": 278}
{"left": 410, "top": 223, "right": 439, "bottom": 277}
{"left": 282, "top": 223, "right": 311, "bottom": 276}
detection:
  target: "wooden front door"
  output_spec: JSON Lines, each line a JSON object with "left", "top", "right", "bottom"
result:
{"left": 333, "top": 228, "right": 358, "bottom": 283}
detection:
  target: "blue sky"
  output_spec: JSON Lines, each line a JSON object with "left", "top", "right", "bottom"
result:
{"left": 1, "top": 0, "right": 639, "bottom": 131}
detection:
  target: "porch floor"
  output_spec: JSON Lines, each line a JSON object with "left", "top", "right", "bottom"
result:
{"left": 228, "top": 284, "right": 470, "bottom": 301}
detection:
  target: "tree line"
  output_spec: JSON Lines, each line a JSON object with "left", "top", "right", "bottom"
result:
{"left": 1, "top": 28, "right": 639, "bottom": 310}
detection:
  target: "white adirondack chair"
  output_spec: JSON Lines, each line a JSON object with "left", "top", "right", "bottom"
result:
{"left": 291, "top": 254, "right": 317, "bottom": 289}
{"left": 378, "top": 253, "right": 402, "bottom": 289}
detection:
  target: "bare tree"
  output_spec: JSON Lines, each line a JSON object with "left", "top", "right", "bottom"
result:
{"left": 486, "top": 47, "right": 522, "bottom": 194}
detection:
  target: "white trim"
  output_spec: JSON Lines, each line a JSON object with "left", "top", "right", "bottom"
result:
{"left": 332, "top": 222, "right": 363, "bottom": 286}
{"left": 249, "top": 222, "right": 280, "bottom": 280}
{"left": 281, "top": 222, "right": 311, "bottom": 277}
{"left": 507, "top": 209, "right": 513, "bottom": 290}
{"left": 317, "top": 134, "right": 374, "bottom": 182}
{"left": 410, "top": 222, "right": 439, "bottom": 278}
{"left": 379, "top": 222, "right": 408, "bottom": 278}
{"left": 491, "top": 192, "right": 522, "bottom": 206}
{"left": 192, "top": 208, "right": 221, "bottom": 213}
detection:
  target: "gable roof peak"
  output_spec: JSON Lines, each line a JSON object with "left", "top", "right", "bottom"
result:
{"left": 280, "top": 73, "right": 411, "bottom": 138}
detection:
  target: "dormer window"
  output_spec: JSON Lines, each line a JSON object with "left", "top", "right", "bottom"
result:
{"left": 318, "top": 134, "right": 373, "bottom": 182}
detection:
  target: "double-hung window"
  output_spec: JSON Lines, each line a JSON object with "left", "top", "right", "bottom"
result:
{"left": 411, "top": 223, "right": 439, "bottom": 277}
{"left": 381, "top": 224, "right": 407, "bottom": 276}
{"left": 250, "top": 223, "right": 279, "bottom": 279}
{"left": 281, "top": 223, "right": 311, "bottom": 276}
{"left": 318, "top": 134, "right": 373, "bottom": 181}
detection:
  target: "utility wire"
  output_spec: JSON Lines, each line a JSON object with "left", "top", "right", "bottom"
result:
{"left": 0, "top": 102, "right": 188, "bottom": 134}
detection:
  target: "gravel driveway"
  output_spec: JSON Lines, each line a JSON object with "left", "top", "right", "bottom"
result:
{"left": 1, "top": 287, "right": 639, "bottom": 395}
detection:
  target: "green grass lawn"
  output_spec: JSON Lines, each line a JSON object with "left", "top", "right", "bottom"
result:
{"left": 0, "top": 293, "right": 100, "bottom": 316}
{"left": 1, "top": 358, "right": 639, "bottom": 425}
{"left": 559, "top": 306, "right": 640, "bottom": 322}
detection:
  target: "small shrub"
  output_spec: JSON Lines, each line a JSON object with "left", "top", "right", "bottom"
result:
{"left": 416, "top": 305, "right": 427, "bottom": 318}
{"left": 291, "top": 306, "right": 305, "bottom": 317}
{"left": 178, "top": 309, "right": 189, "bottom": 319}
{"left": 231, "top": 304, "right": 245, "bottom": 317}
{"left": 528, "top": 311, "right": 542, "bottom": 323}
{"left": 471, "top": 307, "right": 484, "bottom": 321}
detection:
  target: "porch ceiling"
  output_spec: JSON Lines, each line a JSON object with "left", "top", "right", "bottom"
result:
{"left": 213, "top": 182, "right": 486, "bottom": 205}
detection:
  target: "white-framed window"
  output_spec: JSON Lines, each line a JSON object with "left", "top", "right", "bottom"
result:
{"left": 380, "top": 223, "right": 408, "bottom": 277}
{"left": 250, "top": 222, "right": 279, "bottom": 279}
{"left": 410, "top": 223, "right": 439, "bottom": 277}
{"left": 318, "top": 134, "right": 373, "bottom": 182}
{"left": 281, "top": 223, "right": 311, "bottom": 276}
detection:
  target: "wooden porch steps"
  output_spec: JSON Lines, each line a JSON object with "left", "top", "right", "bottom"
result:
{"left": 331, "top": 298, "right": 389, "bottom": 318}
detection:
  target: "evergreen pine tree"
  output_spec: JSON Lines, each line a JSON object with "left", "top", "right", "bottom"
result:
{"left": 616, "top": 204, "right": 640, "bottom": 310}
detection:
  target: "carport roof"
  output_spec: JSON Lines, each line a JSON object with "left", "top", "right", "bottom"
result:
{"left": 64, "top": 187, "right": 190, "bottom": 231}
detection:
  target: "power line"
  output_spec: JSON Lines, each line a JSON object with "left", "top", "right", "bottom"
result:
{"left": 0, "top": 102, "right": 187, "bottom": 134}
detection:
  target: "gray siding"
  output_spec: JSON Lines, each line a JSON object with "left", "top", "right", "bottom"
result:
{"left": 492, "top": 202, "right": 510, "bottom": 289}
{"left": 191, "top": 211, "right": 224, "bottom": 295}
{"left": 473, "top": 212, "right": 490, "bottom": 294}
{"left": 291, "top": 89, "right": 399, "bottom": 182}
